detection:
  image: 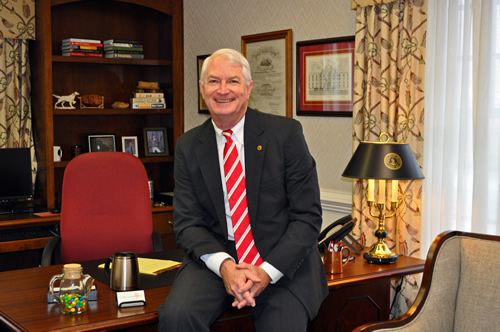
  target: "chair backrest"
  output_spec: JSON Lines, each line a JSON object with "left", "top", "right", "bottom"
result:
{"left": 353, "top": 231, "right": 500, "bottom": 332}
{"left": 60, "top": 152, "right": 153, "bottom": 263}
{"left": 453, "top": 234, "right": 500, "bottom": 330}
{"left": 397, "top": 231, "right": 500, "bottom": 331}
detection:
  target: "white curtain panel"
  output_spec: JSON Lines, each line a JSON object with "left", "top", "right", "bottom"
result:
{"left": 422, "top": 0, "right": 500, "bottom": 255}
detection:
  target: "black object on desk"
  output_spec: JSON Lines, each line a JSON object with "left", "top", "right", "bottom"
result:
{"left": 318, "top": 215, "right": 364, "bottom": 255}
{"left": 82, "top": 249, "right": 184, "bottom": 290}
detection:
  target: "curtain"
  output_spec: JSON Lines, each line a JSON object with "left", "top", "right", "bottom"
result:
{"left": 422, "top": 0, "right": 500, "bottom": 254}
{"left": 351, "top": 0, "right": 399, "bottom": 10}
{"left": 352, "top": 0, "right": 426, "bottom": 318}
{"left": 0, "top": 1, "right": 36, "bottom": 185}
{"left": 0, "top": 39, "right": 36, "bottom": 180}
{"left": 0, "top": 1, "right": 35, "bottom": 40}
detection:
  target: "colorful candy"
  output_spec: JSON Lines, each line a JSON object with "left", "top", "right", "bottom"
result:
{"left": 59, "top": 293, "right": 87, "bottom": 314}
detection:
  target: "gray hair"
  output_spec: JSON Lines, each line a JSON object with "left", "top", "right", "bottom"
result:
{"left": 199, "top": 48, "right": 252, "bottom": 86}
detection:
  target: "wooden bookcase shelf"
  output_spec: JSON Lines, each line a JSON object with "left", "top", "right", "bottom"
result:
{"left": 53, "top": 109, "right": 174, "bottom": 115}
{"left": 31, "top": 0, "right": 184, "bottom": 210}
{"left": 54, "top": 156, "right": 174, "bottom": 168}
{"left": 52, "top": 55, "right": 173, "bottom": 66}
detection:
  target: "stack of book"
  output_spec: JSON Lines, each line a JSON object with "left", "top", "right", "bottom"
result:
{"left": 131, "top": 91, "right": 165, "bottom": 109}
{"left": 61, "top": 38, "right": 103, "bottom": 57}
{"left": 104, "top": 39, "right": 144, "bottom": 59}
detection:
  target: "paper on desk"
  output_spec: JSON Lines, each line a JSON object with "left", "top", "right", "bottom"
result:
{"left": 98, "top": 258, "right": 182, "bottom": 276}
{"left": 34, "top": 211, "right": 60, "bottom": 217}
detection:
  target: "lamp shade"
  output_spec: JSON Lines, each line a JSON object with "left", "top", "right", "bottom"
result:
{"left": 342, "top": 141, "right": 424, "bottom": 180}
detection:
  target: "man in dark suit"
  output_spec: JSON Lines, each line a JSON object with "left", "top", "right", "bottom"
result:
{"left": 158, "top": 48, "right": 327, "bottom": 331}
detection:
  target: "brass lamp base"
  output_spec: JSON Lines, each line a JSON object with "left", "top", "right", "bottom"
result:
{"left": 363, "top": 241, "right": 398, "bottom": 264}
{"left": 364, "top": 201, "right": 399, "bottom": 264}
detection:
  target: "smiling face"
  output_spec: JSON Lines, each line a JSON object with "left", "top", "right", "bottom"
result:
{"left": 200, "top": 54, "right": 253, "bottom": 130}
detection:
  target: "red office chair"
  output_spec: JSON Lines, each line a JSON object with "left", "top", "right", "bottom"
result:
{"left": 42, "top": 152, "right": 162, "bottom": 265}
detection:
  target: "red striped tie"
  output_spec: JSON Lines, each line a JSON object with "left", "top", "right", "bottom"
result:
{"left": 223, "top": 130, "right": 263, "bottom": 265}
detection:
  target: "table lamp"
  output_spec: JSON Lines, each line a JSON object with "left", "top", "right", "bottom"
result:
{"left": 342, "top": 133, "right": 424, "bottom": 264}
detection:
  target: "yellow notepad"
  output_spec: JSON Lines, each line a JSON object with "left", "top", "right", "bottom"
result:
{"left": 98, "top": 258, "right": 182, "bottom": 276}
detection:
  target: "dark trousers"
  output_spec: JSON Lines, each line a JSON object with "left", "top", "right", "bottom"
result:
{"left": 157, "top": 255, "right": 309, "bottom": 332}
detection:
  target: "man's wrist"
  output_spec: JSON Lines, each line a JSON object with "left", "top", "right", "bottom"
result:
{"left": 201, "top": 252, "right": 235, "bottom": 277}
{"left": 260, "top": 262, "right": 284, "bottom": 284}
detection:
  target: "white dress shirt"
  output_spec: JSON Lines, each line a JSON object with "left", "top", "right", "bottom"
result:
{"left": 200, "top": 116, "right": 283, "bottom": 284}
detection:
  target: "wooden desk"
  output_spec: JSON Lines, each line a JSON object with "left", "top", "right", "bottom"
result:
{"left": 0, "top": 213, "right": 60, "bottom": 253}
{"left": 0, "top": 253, "right": 424, "bottom": 332}
{"left": 310, "top": 254, "right": 424, "bottom": 331}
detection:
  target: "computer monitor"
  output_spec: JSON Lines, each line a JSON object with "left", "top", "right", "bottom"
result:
{"left": 0, "top": 148, "right": 33, "bottom": 202}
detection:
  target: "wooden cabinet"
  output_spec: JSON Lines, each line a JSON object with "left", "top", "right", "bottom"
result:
{"left": 152, "top": 209, "right": 179, "bottom": 251}
{"left": 30, "top": 0, "right": 183, "bottom": 210}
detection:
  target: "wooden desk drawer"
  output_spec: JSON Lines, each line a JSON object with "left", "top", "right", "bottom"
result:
{"left": 0, "top": 236, "right": 52, "bottom": 253}
{"left": 153, "top": 211, "right": 178, "bottom": 250}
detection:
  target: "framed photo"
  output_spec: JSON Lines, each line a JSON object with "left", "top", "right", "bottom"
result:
{"left": 241, "top": 29, "right": 292, "bottom": 118}
{"left": 197, "top": 54, "right": 210, "bottom": 114}
{"left": 122, "top": 136, "right": 138, "bottom": 157}
{"left": 88, "top": 134, "right": 116, "bottom": 152}
{"left": 143, "top": 127, "right": 169, "bottom": 156}
{"left": 296, "top": 36, "right": 355, "bottom": 116}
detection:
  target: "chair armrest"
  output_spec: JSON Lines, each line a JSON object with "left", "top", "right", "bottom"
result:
{"left": 152, "top": 232, "right": 163, "bottom": 252}
{"left": 41, "top": 235, "right": 61, "bottom": 266}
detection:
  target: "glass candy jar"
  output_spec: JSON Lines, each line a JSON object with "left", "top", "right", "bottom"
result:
{"left": 49, "top": 263, "right": 94, "bottom": 314}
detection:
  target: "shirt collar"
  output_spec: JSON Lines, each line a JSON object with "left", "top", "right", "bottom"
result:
{"left": 212, "top": 116, "right": 245, "bottom": 145}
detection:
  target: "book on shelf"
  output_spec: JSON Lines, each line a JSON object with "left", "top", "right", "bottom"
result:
{"left": 61, "top": 45, "right": 104, "bottom": 52}
{"left": 62, "top": 41, "right": 104, "bottom": 47}
{"left": 104, "top": 39, "right": 142, "bottom": 45}
{"left": 104, "top": 46, "right": 144, "bottom": 52}
{"left": 131, "top": 102, "right": 166, "bottom": 109}
{"left": 105, "top": 50, "right": 143, "bottom": 55}
{"left": 63, "top": 37, "right": 101, "bottom": 44}
{"left": 104, "top": 42, "right": 143, "bottom": 48}
{"left": 105, "top": 53, "right": 144, "bottom": 59}
{"left": 130, "top": 97, "right": 165, "bottom": 103}
{"left": 62, "top": 51, "right": 104, "bottom": 57}
{"left": 134, "top": 92, "right": 164, "bottom": 98}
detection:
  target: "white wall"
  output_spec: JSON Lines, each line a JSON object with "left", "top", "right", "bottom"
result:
{"left": 183, "top": 0, "right": 356, "bottom": 229}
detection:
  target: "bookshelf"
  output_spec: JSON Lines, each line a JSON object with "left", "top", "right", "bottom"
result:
{"left": 30, "top": 0, "right": 184, "bottom": 211}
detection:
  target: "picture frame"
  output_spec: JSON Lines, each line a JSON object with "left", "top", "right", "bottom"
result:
{"left": 88, "top": 134, "right": 116, "bottom": 152}
{"left": 122, "top": 136, "right": 138, "bottom": 157}
{"left": 241, "top": 29, "right": 293, "bottom": 118}
{"left": 296, "top": 36, "right": 355, "bottom": 117}
{"left": 197, "top": 54, "right": 210, "bottom": 114}
{"left": 143, "top": 127, "right": 169, "bottom": 157}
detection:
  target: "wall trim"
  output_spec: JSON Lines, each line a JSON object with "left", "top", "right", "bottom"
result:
{"left": 320, "top": 189, "right": 352, "bottom": 214}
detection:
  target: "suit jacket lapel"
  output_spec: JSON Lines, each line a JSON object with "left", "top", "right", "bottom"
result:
{"left": 244, "top": 109, "right": 266, "bottom": 226}
{"left": 194, "top": 123, "right": 228, "bottom": 239}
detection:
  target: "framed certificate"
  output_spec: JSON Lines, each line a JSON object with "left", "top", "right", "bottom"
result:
{"left": 241, "top": 29, "right": 292, "bottom": 118}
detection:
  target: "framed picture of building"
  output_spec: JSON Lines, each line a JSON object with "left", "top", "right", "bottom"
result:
{"left": 296, "top": 36, "right": 355, "bottom": 116}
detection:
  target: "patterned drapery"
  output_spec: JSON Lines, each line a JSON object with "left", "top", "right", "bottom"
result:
{"left": 352, "top": 0, "right": 426, "bottom": 317}
{"left": 0, "top": 0, "right": 36, "bottom": 186}
{"left": 0, "top": 0, "right": 35, "bottom": 40}
{"left": 0, "top": 39, "right": 36, "bottom": 184}
{"left": 351, "top": 0, "right": 399, "bottom": 10}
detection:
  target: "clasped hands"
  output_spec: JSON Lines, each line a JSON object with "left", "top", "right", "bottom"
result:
{"left": 220, "top": 259, "right": 271, "bottom": 309}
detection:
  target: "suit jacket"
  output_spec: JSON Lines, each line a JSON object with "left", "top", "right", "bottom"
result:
{"left": 172, "top": 108, "right": 328, "bottom": 319}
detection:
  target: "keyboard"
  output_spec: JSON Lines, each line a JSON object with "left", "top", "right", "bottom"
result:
{"left": 0, "top": 227, "right": 58, "bottom": 242}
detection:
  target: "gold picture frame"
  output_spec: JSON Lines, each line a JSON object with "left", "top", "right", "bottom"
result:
{"left": 241, "top": 29, "right": 292, "bottom": 118}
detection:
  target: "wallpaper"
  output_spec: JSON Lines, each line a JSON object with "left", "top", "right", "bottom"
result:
{"left": 183, "top": 0, "right": 357, "bottom": 210}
